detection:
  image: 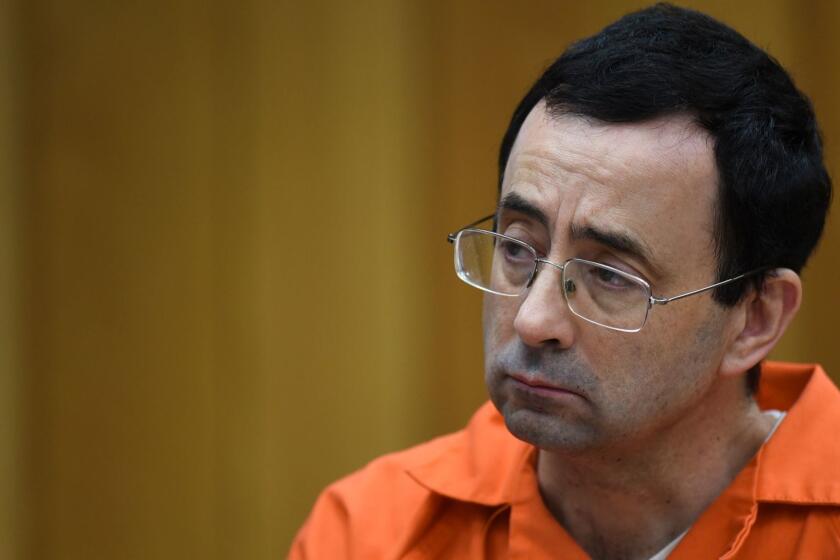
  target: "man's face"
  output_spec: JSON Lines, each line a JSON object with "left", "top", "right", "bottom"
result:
{"left": 484, "top": 103, "right": 736, "bottom": 452}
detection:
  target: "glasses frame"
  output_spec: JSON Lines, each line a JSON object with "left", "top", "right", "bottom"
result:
{"left": 447, "top": 214, "right": 771, "bottom": 333}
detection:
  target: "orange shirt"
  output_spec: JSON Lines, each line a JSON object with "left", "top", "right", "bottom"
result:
{"left": 290, "top": 362, "right": 840, "bottom": 559}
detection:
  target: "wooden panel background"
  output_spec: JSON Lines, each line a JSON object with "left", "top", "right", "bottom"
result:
{"left": 1, "top": 1, "right": 838, "bottom": 558}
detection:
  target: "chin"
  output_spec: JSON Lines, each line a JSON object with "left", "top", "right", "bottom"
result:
{"left": 495, "top": 397, "right": 599, "bottom": 451}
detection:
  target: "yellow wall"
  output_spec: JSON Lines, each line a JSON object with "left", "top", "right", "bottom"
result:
{"left": 1, "top": 1, "right": 22, "bottom": 558}
{"left": 4, "top": 1, "right": 839, "bottom": 558}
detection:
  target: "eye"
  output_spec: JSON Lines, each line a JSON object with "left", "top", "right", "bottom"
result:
{"left": 591, "top": 266, "right": 635, "bottom": 289}
{"left": 498, "top": 238, "right": 533, "bottom": 263}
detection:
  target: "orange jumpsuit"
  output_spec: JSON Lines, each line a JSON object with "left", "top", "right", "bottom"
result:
{"left": 290, "top": 362, "right": 840, "bottom": 558}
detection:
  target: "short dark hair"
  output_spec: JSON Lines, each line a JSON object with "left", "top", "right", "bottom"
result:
{"left": 498, "top": 3, "right": 832, "bottom": 392}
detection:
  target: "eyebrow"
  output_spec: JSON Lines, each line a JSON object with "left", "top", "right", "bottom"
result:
{"left": 497, "top": 192, "right": 549, "bottom": 229}
{"left": 498, "top": 191, "right": 661, "bottom": 278}
{"left": 570, "top": 223, "right": 662, "bottom": 278}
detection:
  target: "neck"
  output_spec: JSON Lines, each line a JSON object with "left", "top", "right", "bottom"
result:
{"left": 537, "top": 376, "right": 774, "bottom": 560}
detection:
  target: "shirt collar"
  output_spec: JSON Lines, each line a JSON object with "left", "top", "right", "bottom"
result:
{"left": 754, "top": 362, "right": 840, "bottom": 505}
{"left": 404, "top": 401, "right": 530, "bottom": 506}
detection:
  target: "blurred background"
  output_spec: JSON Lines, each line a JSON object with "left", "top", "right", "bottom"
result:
{"left": 1, "top": 0, "right": 839, "bottom": 558}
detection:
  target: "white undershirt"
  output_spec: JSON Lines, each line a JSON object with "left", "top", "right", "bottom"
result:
{"left": 646, "top": 409, "right": 786, "bottom": 560}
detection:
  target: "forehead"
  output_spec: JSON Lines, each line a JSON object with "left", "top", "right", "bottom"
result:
{"left": 502, "top": 104, "right": 719, "bottom": 276}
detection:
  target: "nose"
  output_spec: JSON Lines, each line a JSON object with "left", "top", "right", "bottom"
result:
{"left": 513, "top": 261, "right": 577, "bottom": 349}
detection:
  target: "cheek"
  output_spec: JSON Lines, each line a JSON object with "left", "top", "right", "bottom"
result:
{"left": 482, "top": 294, "right": 518, "bottom": 350}
{"left": 647, "top": 299, "right": 723, "bottom": 354}
{"left": 579, "top": 332, "right": 691, "bottom": 439}
{"left": 609, "top": 305, "right": 726, "bottom": 413}
{"left": 580, "top": 331, "right": 649, "bottom": 407}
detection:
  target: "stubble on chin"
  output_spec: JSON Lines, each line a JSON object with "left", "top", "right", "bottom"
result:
{"left": 483, "top": 339, "right": 604, "bottom": 450}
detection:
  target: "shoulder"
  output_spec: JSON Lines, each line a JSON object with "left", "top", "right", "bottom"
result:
{"left": 288, "top": 401, "right": 515, "bottom": 559}
{"left": 315, "top": 421, "right": 472, "bottom": 517}
{"left": 307, "top": 400, "right": 513, "bottom": 511}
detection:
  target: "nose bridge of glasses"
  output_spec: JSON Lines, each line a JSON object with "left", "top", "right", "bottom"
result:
{"left": 534, "top": 257, "right": 565, "bottom": 271}
{"left": 526, "top": 257, "right": 566, "bottom": 289}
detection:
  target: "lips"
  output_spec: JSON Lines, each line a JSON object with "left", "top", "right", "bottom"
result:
{"left": 508, "top": 373, "right": 584, "bottom": 399}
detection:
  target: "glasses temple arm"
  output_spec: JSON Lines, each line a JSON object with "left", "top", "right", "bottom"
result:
{"left": 650, "top": 267, "right": 772, "bottom": 306}
{"left": 447, "top": 213, "right": 498, "bottom": 243}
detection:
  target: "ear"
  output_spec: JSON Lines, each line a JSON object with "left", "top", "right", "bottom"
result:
{"left": 719, "top": 269, "right": 802, "bottom": 378}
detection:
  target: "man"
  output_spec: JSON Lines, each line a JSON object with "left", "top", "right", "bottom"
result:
{"left": 290, "top": 4, "right": 839, "bottom": 559}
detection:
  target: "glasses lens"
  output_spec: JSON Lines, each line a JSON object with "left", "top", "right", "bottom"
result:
{"left": 562, "top": 260, "right": 650, "bottom": 331}
{"left": 455, "top": 230, "right": 535, "bottom": 295}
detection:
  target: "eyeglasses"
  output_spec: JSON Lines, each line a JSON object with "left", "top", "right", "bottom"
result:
{"left": 447, "top": 215, "right": 769, "bottom": 333}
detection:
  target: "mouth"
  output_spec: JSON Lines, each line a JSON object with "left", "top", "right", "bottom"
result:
{"left": 508, "top": 373, "right": 585, "bottom": 401}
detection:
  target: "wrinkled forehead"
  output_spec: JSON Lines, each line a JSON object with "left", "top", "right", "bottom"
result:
{"left": 504, "top": 104, "right": 717, "bottom": 198}
{"left": 501, "top": 103, "right": 720, "bottom": 275}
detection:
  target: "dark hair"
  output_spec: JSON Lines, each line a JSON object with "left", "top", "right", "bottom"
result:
{"left": 498, "top": 3, "right": 831, "bottom": 392}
